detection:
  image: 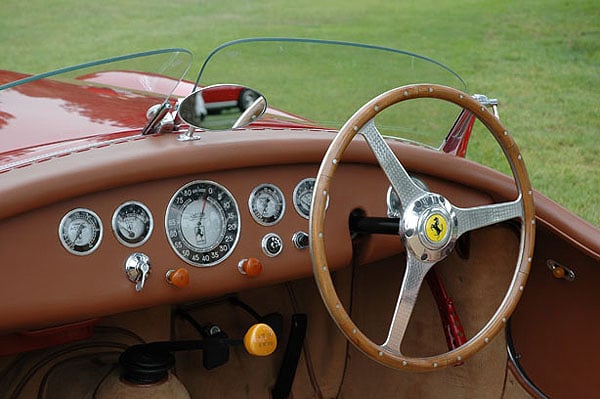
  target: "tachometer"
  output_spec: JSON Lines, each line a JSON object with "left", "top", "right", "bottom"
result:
{"left": 166, "top": 180, "right": 240, "bottom": 267}
{"left": 58, "top": 208, "right": 103, "bottom": 255}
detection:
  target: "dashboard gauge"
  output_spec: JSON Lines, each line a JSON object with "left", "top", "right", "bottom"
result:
{"left": 59, "top": 208, "right": 103, "bottom": 255}
{"left": 166, "top": 180, "right": 240, "bottom": 267}
{"left": 248, "top": 183, "right": 285, "bottom": 226}
{"left": 112, "top": 201, "right": 153, "bottom": 247}
{"left": 293, "top": 178, "right": 316, "bottom": 219}
{"left": 386, "top": 177, "right": 429, "bottom": 217}
{"left": 386, "top": 186, "right": 402, "bottom": 218}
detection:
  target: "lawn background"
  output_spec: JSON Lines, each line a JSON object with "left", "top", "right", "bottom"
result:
{"left": 1, "top": 0, "right": 598, "bottom": 225}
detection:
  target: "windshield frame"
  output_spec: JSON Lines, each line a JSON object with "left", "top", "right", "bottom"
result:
{"left": 193, "top": 37, "right": 466, "bottom": 90}
{"left": 0, "top": 48, "right": 193, "bottom": 94}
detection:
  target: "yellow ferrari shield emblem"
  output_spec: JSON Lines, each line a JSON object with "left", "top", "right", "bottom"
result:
{"left": 425, "top": 214, "right": 447, "bottom": 243}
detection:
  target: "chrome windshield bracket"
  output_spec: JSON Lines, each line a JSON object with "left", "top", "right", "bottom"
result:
{"left": 142, "top": 102, "right": 172, "bottom": 135}
{"left": 472, "top": 94, "right": 499, "bottom": 119}
{"left": 177, "top": 126, "right": 202, "bottom": 141}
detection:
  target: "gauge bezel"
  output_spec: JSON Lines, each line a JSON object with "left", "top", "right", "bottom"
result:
{"left": 112, "top": 201, "right": 154, "bottom": 248}
{"left": 292, "top": 177, "right": 316, "bottom": 219}
{"left": 165, "top": 180, "right": 241, "bottom": 267}
{"left": 248, "top": 183, "right": 286, "bottom": 226}
{"left": 386, "top": 176, "right": 429, "bottom": 217}
{"left": 58, "top": 208, "right": 103, "bottom": 256}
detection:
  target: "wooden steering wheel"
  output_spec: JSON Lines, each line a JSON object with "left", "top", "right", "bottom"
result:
{"left": 309, "top": 84, "right": 535, "bottom": 371}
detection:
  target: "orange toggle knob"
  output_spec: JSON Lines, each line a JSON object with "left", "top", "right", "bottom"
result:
{"left": 244, "top": 323, "right": 277, "bottom": 356}
{"left": 238, "top": 258, "right": 263, "bottom": 277}
{"left": 166, "top": 268, "right": 190, "bottom": 288}
{"left": 552, "top": 266, "right": 565, "bottom": 279}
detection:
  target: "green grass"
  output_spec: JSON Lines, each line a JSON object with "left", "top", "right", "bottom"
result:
{"left": 1, "top": 0, "right": 598, "bottom": 225}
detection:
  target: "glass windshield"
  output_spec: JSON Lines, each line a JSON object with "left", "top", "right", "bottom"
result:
{"left": 0, "top": 48, "right": 192, "bottom": 154}
{"left": 194, "top": 38, "right": 466, "bottom": 134}
{"left": 194, "top": 38, "right": 510, "bottom": 174}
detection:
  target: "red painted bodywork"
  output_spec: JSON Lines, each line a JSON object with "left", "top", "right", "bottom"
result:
{"left": 0, "top": 69, "right": 313, "bottom": 170}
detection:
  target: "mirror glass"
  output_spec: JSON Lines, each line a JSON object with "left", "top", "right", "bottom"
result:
{"left": 178, "top": 84, "right": 266, "bottom": 130}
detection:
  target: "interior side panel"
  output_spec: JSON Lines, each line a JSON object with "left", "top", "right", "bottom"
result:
{"left": 509, "top": 224, "right": 600, "bottom": 398}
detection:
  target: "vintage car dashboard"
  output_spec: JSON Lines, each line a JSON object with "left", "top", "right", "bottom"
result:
{"left": 0, "top": 128, "right": 595, "bottom": 338}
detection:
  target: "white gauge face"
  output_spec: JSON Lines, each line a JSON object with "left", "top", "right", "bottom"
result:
{"left": 112, "top": 201, "right": 153, "bottom": 247}
{"left": 166, "top": 180, "right": 240, "bottom": 267}
{"left": 293, "top": 178, "right": 315, "bottom": 219}
{"left": 249, "top": 184, "right": 285, "bottom": 226}
{"left": 59, "top": 208, "right": 103, "bottom": 255}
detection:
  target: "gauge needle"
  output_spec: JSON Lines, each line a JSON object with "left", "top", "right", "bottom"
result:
{"left": 200, "top": 192, "right": 208, "bottom": 218}
{"left": 261, "top": 198, "right": 270, "bottom": 215}
{"left": 118, "top": 221, "right": 135, "bottom": 238}
{"left": 74, "top": 223, "right": 85, "bottom": 243}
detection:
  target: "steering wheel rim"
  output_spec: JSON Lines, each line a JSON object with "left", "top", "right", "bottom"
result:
{"left": 309, "top": 84, "right": 535, "bottom": 371}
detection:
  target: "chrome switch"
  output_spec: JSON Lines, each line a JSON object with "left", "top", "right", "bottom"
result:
{"left": 125, "top": 253, "right": 151, "bottom": 292}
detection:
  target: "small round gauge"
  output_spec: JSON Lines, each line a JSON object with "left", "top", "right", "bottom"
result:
{"left": 293, "top": 178, "right": 316, "bottom": 219}
{"left": 249, "top": 184, "right": 285, "bottom": 226}
{"left": 112, "top": 201, "right": 153, "bottom": 247}
{"left": 59, "top": 208, "right": 103, "bottom": 255}
{"left": 386, "top": 177, "right": 429, "bottom": 217}
{"left": 386, "top": 186, "right": 402, "bottom": 218}
{"left": 165, "top": 180, "right": 240, "bottom": 267}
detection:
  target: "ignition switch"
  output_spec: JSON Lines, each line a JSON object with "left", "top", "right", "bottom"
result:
{"left": 125, "top": 253, "right": 151, "bottom": 291}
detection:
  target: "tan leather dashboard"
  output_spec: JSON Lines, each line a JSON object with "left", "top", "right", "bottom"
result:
{"left": 0, "top": 128, "right": 596, "bottom": 334}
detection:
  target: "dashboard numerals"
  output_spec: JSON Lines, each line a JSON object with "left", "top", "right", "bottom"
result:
{"left": 59, "top": 208, "right": 103, "bottom": 255}
{"left": 112, "top": 201, "right": 153, "bottom": 247}
{"left": 249, "top": 184, "right": 285, "bottom": 226}
{"left": 166, "top": 181, "right": 240, "bottom": 267}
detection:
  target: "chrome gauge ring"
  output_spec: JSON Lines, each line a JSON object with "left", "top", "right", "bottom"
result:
{"left": 165, "top": 180, "right": 240, "bottom": 267}
{"left": 59, "top": 208, "right": 103, "bottom": 256}
{"left": 112, "top": 201, "right": 153, "bottom": 247}
{"left": 248, "top": 183, "right": 285, "bottom": 226}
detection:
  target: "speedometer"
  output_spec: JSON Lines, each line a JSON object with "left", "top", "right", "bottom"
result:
{"left": 165, "top": 181, "right": 240, "bottom": 267}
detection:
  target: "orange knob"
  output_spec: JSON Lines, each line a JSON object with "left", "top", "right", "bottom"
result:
{"left": 238, "top": 258, "right": 263, "bottom": 277}
{"left": 166, "top": 268, "right": 190, "bottom": 288}
{"left": 552, "top": 266, "right": 565, "bottom": 279}
{"left": 244, "top": 323, "right": 277, "bottom": 356}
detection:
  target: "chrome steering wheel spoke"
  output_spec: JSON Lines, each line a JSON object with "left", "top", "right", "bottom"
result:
{"left": 453, "top": 197, "right": 524, "bottom": 238}
{"left": 382, "top": 254, "right": 436, "bottom": 354}
{"left": 359, "top": 120, "right": 427, "bottom": 208}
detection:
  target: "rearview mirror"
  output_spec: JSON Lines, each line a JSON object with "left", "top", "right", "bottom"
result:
{"left": 178, "top": 84, "right": 266, "bottom": 130}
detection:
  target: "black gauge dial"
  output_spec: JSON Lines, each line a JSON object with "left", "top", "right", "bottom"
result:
{"left": 249, "top": 183, "right": 285, "bottom": 226}
{"left": 59, "top": 208, "right": 103, "bottom": 255}
{"left": 112, "top": 201, "right": 153, "bottom": 247}
{"left": 166, "top": 180, "right": 240, "bottom": 267}
{"left": 293, "top": 178, "right": 315, "bottom": 219}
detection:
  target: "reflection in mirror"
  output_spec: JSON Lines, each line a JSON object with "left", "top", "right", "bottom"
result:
{"left": 178, "top": 84, "right": 266, "bottom": 131}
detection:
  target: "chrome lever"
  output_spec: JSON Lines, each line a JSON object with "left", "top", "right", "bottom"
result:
{"left": 125, "top": 253, "right": 151, "bottom": 292}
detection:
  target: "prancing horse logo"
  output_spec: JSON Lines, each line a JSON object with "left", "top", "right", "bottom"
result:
{"left": 425, "top": 214, "right": 448, "bottom": 243}
{"left": 430, "top": 216, "right": 443, "bottom": 237}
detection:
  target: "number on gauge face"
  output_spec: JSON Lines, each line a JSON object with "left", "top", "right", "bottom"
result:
{"left": 166, "top": 181, "right": 240, "bottom": 267}
{"left": 248, "top": 183, "right": 285, "bottom": 226}
{"left": 112, "top": 201, "right": 153, "bottom": 247}
{"left": 59, "top": 208, "right": 103, "bottom": 255}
